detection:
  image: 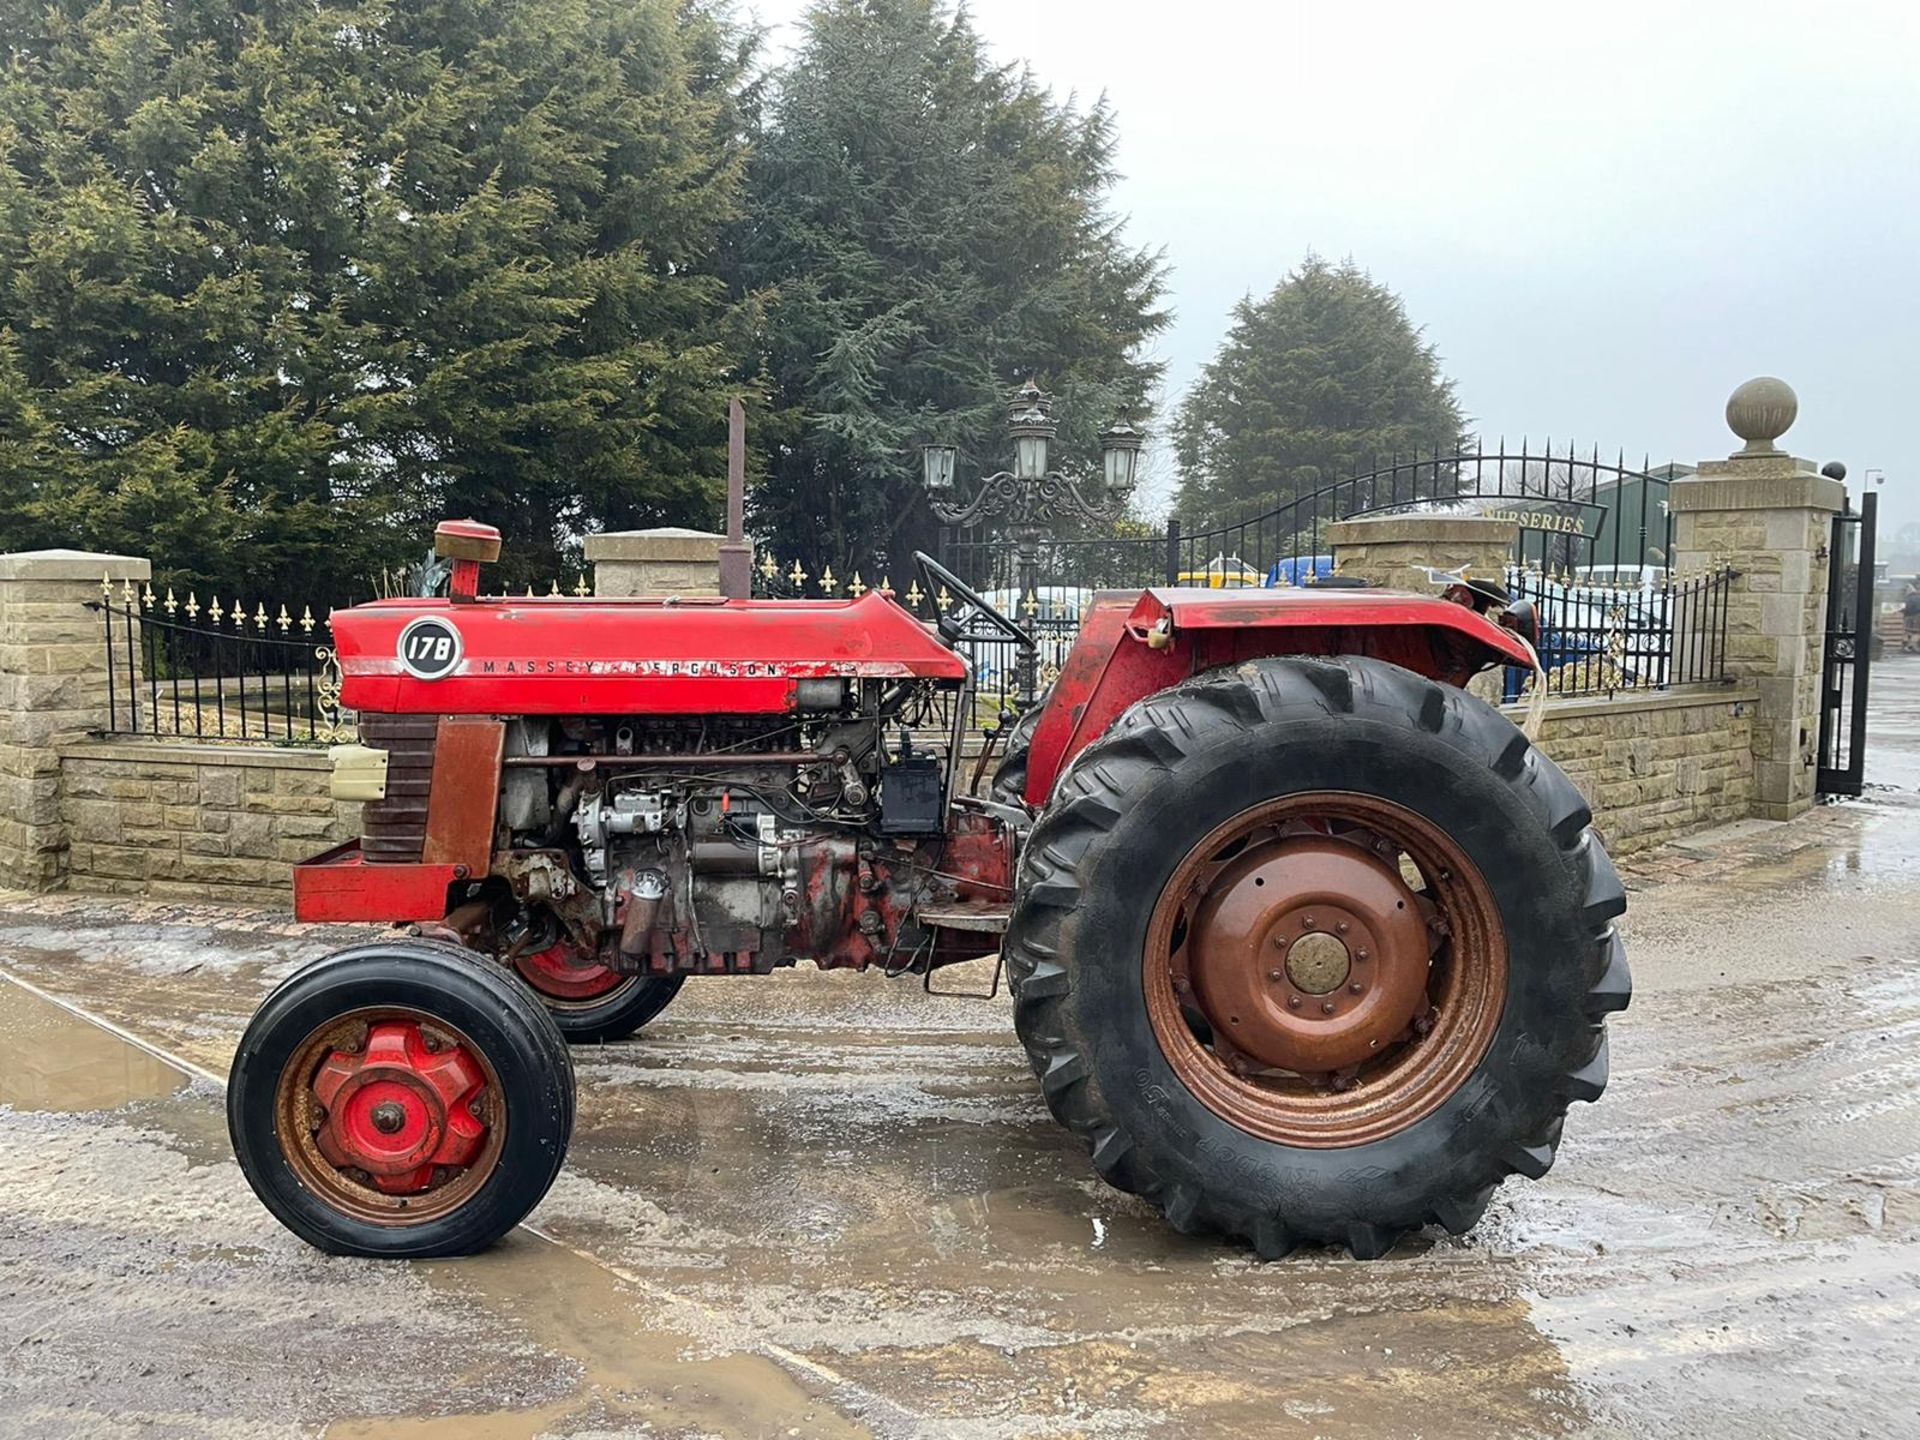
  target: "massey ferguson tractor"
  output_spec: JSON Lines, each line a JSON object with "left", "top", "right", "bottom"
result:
{"left": 227, "top": 519, "right": 1629, "bottom": 1261}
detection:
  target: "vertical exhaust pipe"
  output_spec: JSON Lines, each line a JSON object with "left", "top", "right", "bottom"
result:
{"left": 718, "top": 396, "right": 751, "bottom": 600}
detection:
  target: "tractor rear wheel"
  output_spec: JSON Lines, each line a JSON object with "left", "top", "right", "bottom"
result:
{"left": 989, "top": 684, "right": 1053, "bottom": 805}
{"left": 1005, "top": 655, "right": 1628, "bottom": 1258}
{"left": 228, "top": 939, "right": 575, "bottom": 1258}
{"left": 510, "top": 938, "right": 686, "bottom": 1044}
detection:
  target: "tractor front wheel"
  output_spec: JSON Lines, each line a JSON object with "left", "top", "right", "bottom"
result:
{"left": 228, "top": 939, "right": 575, "bottom": 1258}
{"left": 1005, "top": 655, "right": 1629, "bottom": 1258}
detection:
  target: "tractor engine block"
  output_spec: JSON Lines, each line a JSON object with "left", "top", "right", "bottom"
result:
{"left": 436, "top": 703, "right": 1011, "bottom": 977}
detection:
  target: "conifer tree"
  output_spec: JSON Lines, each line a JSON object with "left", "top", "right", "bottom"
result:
{"left": 0, "top": 0, "right": 752, "bottom": 598}
{"left": 1173, "top": 256, "right": 1466, "bottom": 528}
{"left": 733, "top": 0, "right": 1169, "bottom": 574}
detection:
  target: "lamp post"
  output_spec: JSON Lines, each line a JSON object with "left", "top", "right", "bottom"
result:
{"left": 922, "top": 379, "right": 1142, "bottom": 701}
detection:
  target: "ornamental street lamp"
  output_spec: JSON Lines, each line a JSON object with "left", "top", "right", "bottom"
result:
{"left": 921, "top": 379, "right": 1142, "bottom": 701}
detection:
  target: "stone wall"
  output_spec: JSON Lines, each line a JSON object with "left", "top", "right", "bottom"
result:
{"left": 58, "top": 740, "right": 357, "bottom": 904}
{"left": 0, "top": 550, "right": 149, "bottom": 890}
{"left": 1511, "top": 686, "right": 1756, "bottom": 855}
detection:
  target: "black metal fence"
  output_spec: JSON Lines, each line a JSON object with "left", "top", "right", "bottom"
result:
{"left": 1817, "top": 494, "right": 1878, "bottom": 796}
{"left": 89, "top": 581, "right": 353, "bottom": 744}
{"left": 1503, "top": 565, "right": 1738, "bottom": 700}
{"left": 1165, "top": 443, "right": 1671, "bottom": 586}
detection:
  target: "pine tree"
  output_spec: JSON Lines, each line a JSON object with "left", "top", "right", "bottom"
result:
{"left": 1173, "top": 256, "right": 1467, "bottom": 529}
{"left": 0, "top": 0, "right": 752, "bottom": 600}
{"left": 732, "top": 0, "right": 1169, "bottom": 575}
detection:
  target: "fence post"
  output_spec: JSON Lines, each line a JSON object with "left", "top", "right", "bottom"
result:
{"left": 583, "top": 528, "right": 724, "bottom": 597}
{"left": 1323, "top": 513, "right": 1518, "bottom": 595}
{"left": 0, "top": 548, "right": 151, "bottom": 892}
{"left": 1164, "top": 516, "right": 1181, "bottom": 586}
{"left": 1668, "top": 378, "right": 1845, "bottom": 820}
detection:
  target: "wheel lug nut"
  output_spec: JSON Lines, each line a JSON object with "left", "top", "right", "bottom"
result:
{"left": 1302, "top": 915, "right": 1316, "bottom": 929}
{"left": 1321, "top": 1001, "right": 1336, "bottom": 1014}
{"left": 1349, "top": 981, "right": 1364, "bottom": 994}
{"left": 1337, "top": 921, "right": 1349, "bottom": 935}
{"left": 1267, "top": 969, "right": 1283, "bottom": 982}
{"left": 1287, "top": 996, "right": 1302, "bottom": 1010}
{"left": 1356, "top": 949, "right": 1369, "bottom": 961}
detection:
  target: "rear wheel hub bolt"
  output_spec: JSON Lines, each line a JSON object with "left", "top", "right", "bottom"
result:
{"left": 370, "top": 1101, "right": 407, "bottom": 1135}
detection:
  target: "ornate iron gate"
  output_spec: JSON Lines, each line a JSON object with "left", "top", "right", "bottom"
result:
{"left": 1816, "top": 491, "right": 1878, "bottom": 796}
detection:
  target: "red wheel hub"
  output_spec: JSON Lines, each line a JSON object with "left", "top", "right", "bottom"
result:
{"left": 514, "top": 941, "right": 626, "bottom": 1001}
{"left": 312, "top": 1021, "right": 487, "bottom": 1195}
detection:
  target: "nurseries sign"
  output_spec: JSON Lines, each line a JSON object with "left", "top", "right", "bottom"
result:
{"left": 1481, "top": 499, "right": 1605, "bottom": 538}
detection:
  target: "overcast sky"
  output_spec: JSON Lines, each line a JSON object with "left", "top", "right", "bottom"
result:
{"left": 748, "top": 0, "right": 1919, "bottom": 532}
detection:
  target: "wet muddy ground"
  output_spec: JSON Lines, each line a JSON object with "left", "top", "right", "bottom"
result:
{"left": 5, "top": 668, "right": 1920, "bottom": 1438}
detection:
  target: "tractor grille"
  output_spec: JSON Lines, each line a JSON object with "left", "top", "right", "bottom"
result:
{"left": 360, "top": 712, "right": 439, "bottom": 864}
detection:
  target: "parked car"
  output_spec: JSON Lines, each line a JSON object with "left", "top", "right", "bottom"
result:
{"left": 1178, "top": 554, "right": 1263, "bottom": 588}
{"left": 1265, "top": 555, "right": 1339, "bottom": 587}
{"left": 1503, "top": 568, "right": 1668, "bottom": 698}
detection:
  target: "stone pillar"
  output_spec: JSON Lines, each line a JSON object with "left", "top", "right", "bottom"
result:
{"left": 1325, "top": 513, "right": 1519, "bottom": 595}
{"left": 584, "top": 528, "right": 724, "bottom": 598}
{"left": 0, "top": 549, "right": 151, "bottom": 891}
{"left": 1668, "top": 378, "right": 1844, "bottom": 820}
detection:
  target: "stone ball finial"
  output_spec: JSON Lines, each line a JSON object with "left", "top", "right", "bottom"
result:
{"left": 1726, "top": 377, "right": 1797, "bottom": 455}
{"left": 1821, "top": 460, "right": 1847, "bottom": 481}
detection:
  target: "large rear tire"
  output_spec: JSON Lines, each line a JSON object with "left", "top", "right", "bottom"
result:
{"left": 228, "top": 939, "right": 575, "bottom": 1258}
{"left": 1005, "top": 656, "right": 1629, "bottom": 1259}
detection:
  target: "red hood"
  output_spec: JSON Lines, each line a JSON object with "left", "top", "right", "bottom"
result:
{"left": 334, "top": 590, "right": 966, "bottom": 715}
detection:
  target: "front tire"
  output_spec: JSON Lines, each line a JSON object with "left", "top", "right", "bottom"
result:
{"left": 1005, "top": 656, "right": 1629, "bottom": 1258}
{"left": 228, "top": 939, "right": 575, "bottom": 1258}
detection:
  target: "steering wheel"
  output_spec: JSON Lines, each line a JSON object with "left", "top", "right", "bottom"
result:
{"left": 912, "top": 552, "right": 1036, "bottom": 651}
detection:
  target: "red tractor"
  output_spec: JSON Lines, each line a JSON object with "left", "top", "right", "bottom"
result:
{"left": 227, "top": 520, "right": 1628, "bottom": 1260}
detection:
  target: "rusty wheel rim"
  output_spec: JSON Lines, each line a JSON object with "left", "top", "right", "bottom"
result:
{"left": 1143, "top": 791, "right": 1506, "bottom": 1148}
{"left": 274, "top": 1008, "right": 507, "bottom": 1225}
{"left": 513, "top": 939, "right": 634, "bottom": 1006}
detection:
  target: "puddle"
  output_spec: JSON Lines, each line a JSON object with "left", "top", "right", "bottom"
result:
{"left": 0, "top": 975, "right": 192, "bottom": 1111}
{"left": 327, "top": 1231, "right": 874, "bottom": 1439}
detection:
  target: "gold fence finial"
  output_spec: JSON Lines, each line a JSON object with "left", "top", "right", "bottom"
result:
{"left": 253, "top": 603, "right": 268, "bottom": 631}
{"left": 300, "top": 605, "right": 315, "bottom": 634}
{"left": 759, "top": 552, "right": 778, "bottom": 581}
{"left": 276, "top": 604, "right": 292, "bottom": 633}
{"left": 549, "top": 579, "right": 561, "bottom": 596}
{"left": 185, "top": 592, "right": 200, "bottom": 621}
{"left": 788, "top": 559, "right": 809, "bottom": 588}
{"left": 101, "top": 571, "right": 112, "bottom": 596}
{"left": 163, "top": 588, "right": 177, "bottom": 616}
{"left": 848, "top": 571, "right": 867, "bottom": 598}
{"left": 820, "top": 564, "right": 838, "bottom": 595}
{"left": 573, "top": 574, "right": 591, "bottom": 596}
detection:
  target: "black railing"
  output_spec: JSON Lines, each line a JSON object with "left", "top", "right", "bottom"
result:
{"left": 89, "top": 582, "right": 353, "bottom": 745}
{"left": 1169, "top": 443, "right": 1673, "bottom": 586}
{"left": 1503, "top": 564, "right": 1737, "bottom": 700}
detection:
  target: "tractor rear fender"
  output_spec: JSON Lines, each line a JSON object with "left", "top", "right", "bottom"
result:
{"left": 1019, "top": 587, "right": 1534, "bottom": 808}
